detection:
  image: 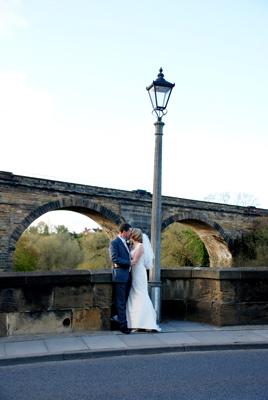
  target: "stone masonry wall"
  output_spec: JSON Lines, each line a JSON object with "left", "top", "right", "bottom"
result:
{"left": 162, "top": 267, "right": 268, "bottom": 326}
{"left": 1, "top": 267, "right": 268, "bottom": 337}
{"left": 1, "top": 171, "right": 267, "bottom": 271}
{"left": 0, "top": 270, "right": 112, "bottom": 337}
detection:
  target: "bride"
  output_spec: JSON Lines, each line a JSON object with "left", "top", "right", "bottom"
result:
{"left": 126, "top": 228, "right": 161, "bottom": 332}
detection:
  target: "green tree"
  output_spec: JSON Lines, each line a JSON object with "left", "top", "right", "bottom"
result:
{"left": 14, "top": 233, "right": 38, "bottom": 271}
{"left": 233, "top": 217, "right": 268, "bottom": 267}
{"left": 161, "top": 223, "right": 210, "bottom": 267}
{"left": 77, "top": 232, "right": 110, "bottom": 270}
{"left": 54, "top": 225, "right": 69, "bottom": 235}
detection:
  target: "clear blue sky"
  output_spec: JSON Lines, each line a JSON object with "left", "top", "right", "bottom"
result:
{"left": 1, "top": 0, "right": 268, "bottom": 232}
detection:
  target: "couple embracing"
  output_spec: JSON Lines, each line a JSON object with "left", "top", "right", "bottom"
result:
{"left": 109, "top": 222, "right": 161, "bottom": 334}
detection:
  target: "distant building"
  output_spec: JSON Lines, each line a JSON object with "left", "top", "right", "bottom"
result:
{"left": 82, "top": 227, "right": 103, "bottom": 235}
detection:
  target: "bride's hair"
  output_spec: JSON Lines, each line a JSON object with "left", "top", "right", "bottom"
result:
{"left": 131, "top": 228, "right": 143, "bottom": 243}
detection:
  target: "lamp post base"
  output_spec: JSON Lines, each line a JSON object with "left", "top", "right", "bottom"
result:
{"left": 148, "top": 281, "right": 162, "bottom": 323}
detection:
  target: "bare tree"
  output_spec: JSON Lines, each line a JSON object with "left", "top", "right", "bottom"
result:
{"left": 204, "top": 191, "right": 259, "bottom": 207}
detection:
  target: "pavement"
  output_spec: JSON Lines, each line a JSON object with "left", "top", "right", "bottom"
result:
{"left": 1, "top": 319, "right": 268, "bottom": 367}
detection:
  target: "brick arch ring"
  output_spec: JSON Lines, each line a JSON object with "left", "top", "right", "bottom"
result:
{"left": 161, "top": 211, "right": 232, "bottom": 249}
{"left": 9, "top": 198, "right": 124, "bottom": 248}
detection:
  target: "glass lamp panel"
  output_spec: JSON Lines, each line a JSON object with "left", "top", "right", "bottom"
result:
{"left": 155, "top": 85, "right": 171, "bottom": 109}
{"left": 148, "top": 86, "right": 157, "bottom": 110}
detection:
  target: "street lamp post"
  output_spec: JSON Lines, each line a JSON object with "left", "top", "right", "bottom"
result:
{"left": 146, "top": 68, "right": 175, "bottom": 323}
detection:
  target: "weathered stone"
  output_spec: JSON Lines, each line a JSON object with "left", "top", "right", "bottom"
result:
{"left": 101, "top": 307, "right": 111, "bottom": 330}
{"left": 238, "top": 303, "right": 268, "bottom": 325}
{"left": 237, "top": 280, "right": 268, "bottom": 303}
{"left": 163, "top": 279, "right": 191, "bottom": 300}
{"left": 54, "top": 285, "right": 93, "bottom": 309}
{"left": 25, "top": 270, "right": 91, "bottom": 286}
{"left": 0, "top": 313, "right": 7, "bottom": 337}
{"left": 216, "top": 280, "right": 237, "bottom": 302}
{"left": 90, "top": 270, "right": 112, "bottom": 283}
{"left": 1, "top": 172, "right": 266, "bottom": 272}
{"left": 187, "top": 300, "right": 212, "bottom": 323}
{"left": 0, "top": 288, "right": 21, "bottom": 312}
{"left": 211, "top": 302, "right": 239, "bottom": 327}
{"left": 0, "top": 272, "right": 26, "bottom": 288}
{"left": 73, "top": 308, "right": 101, "bottom": 331}
{"left": 162, "top": 299, "right": 186, "bottom": 319}
{"left": 8, "top": 310, "right": 72, "bottom": 336}
{"left": 94, "top": 284, "right": 112, "bottom": 307}
{"left": 20, "top": 285, "right": 52, "bottom": 312}
{"left": 161, "top": 268, "right": 192, "bottom": 279}
{"left": 193, "top": 279, "right": 217, "bottom": 301}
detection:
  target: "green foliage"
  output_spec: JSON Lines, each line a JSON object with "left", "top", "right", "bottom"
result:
{"left": 161, "top": 223, "right": 210, "bottom": 267}
{"left": 77, "top": 232, "right": 110, "bottom": 270}
{"left": 54, "top": 225, "right": 69, "bottom": 235}
{"left": 233, "top": 217, "right": 268, "bottom": 267}
{"left": 14, "top": 223, "right": 110, "bottom": 272}
{"left": 14, "top": 233, "right": 39, "bottom": 272}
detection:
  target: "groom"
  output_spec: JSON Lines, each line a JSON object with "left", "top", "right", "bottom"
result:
{"left": 109, "top": 222, "right": 136, "bottom": 334}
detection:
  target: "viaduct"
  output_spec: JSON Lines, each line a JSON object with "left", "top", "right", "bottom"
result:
{"left": 1, "top": 170, "right": 267, "bottom": 272}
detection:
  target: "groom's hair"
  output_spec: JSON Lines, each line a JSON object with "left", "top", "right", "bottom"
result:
{"left": 119, "top": 222, "right": 132, "bottom": 233}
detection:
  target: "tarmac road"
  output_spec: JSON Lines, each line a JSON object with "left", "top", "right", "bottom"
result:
{"left": 1, "top": 349, "right": 268, "bottom": 400}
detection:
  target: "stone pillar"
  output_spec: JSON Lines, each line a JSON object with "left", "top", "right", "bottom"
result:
{"left": 149, "top": 119, "right": 164, "bottom": 323}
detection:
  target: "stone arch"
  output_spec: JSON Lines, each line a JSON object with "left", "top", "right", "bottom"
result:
{"left": 162, "top": 211, "right": 232, "bottom": 268}
{"left": 10, "top": 198, "right": 124, "bottom": 250}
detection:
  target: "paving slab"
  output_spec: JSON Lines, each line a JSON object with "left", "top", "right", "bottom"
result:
{"left": 45, "top": 337, "right": 89, "bottom": 353}
{"left": 153, "top": 332, "right": 200, "bottom": 345}
{"left": 5, "top": 340, "right": 48, "bottom": 357}
{"left": 223, "top": 330, "right": 268, "bottom": 343}
{"left": 165, "top": 320, "right": 214, "bottom": 331}
{"left": 186, "top": 331, "right": 235, "bottom": 344}
{"left": 82, "top": 334, "right": 126, "bottom": 349}
{"left": 119, "top": 333, "right": 164, "bottom": 347}
{"left": 252, "top": 329, "right": 268, "bottom": 338}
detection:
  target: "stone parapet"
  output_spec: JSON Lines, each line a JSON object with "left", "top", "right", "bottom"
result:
{"left": 161, "top": 267, "right": 268, "bottom": 326}
{"left": 0, "top": 270, "right": 112, "bottom": 337}
{"left": 1, "top": 267, "right": 268, "bottom": 337}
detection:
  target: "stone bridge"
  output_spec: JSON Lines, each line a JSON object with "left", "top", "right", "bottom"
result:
{"left": 1, "top": 171, "right": 267, "bottom": 271}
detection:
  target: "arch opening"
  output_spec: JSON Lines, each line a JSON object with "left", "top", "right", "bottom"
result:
{"left": 9, "top": 199, "right": 124, "bottom": 271}
{"left": 162, "top": 212, "right": 232, "bottom": 268}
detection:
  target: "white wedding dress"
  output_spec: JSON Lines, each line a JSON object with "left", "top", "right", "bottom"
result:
{"left": 126, "top": 244, "right": 161, "bottom": 331}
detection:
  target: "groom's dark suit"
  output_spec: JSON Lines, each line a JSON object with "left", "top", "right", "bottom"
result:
{"left": 109, "top": 236, "right": 131, "bottom": 330}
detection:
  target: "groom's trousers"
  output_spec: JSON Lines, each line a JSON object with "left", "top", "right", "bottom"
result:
{"left": 114, "top": 275, "right": 131, "bottom": 329}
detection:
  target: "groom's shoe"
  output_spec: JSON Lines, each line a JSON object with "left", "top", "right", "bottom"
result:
{"left": 120, "top": 326, "right": 131, "bottom": 334}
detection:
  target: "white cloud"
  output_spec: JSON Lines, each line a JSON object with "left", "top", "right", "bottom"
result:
{"left": 0, "top": 0, "right": 26, "bottom": 37}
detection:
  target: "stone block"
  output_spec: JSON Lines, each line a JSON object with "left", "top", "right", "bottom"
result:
{"left": 54, "top": 285, "right": 94, "bottom": 309}
{"left": 162, "top": 300, "right": 186, "bottom": 319}
{"left": 0, "top": 288, "right": 21, "bottom": 312}
{"left": 163, "top": 279, "right": 191, "bottom": 300}
{"left": 73, "top": 308, "right": 101, "bottom": 331}
{"left": 238, "top": 303, "right": 268, "bottom": 325}
{"left": 193, "top": 279, "right": 217, "bottom": 301}
{"left": 161, "top": 268, "right": 192, "bottom": 279}
{"left": 101, "top": 307, "right": 111, "bottom": 330}
{"left": 192, "top": 268, "right": 220, "bottom": 279}
{"left": 25, "top": 270, "right": 91, "bottom": 286}
{"left": 0, "top": 313, "right": 7, "bottom": 337}
{"left": 237, "top": 280, "right": 268, "bottom": 303}
{"left": 211, "top": 302, "right": 239, "bottom": 327}
{"left": 8, "top": 310, "right": 72, "bottom": 336}
{"left": 94, "top": 284, "right": 112, "bottom": 307}
{"left": 187, "top": 300, "right": 212, "bottom": 324}
{"left": 216, "top": 280, "right": 237, "bottom": 303}
{"left": 0, "top": 272, "right": 26, "bottom": 288}
{"left": 20, "top": 285, "right": 53, "bottom": 312}
{"left": 90, "top": 270, "right": 112, "bottom": 283}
